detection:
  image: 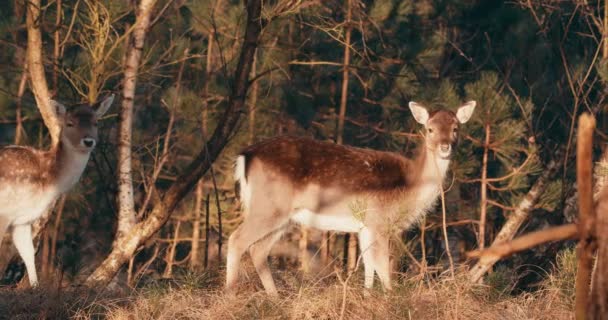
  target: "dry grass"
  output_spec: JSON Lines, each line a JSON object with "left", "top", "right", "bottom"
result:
{"left": 0, "top": 286, "right": 120, "bottom": 320}
{"left": 0, "top": 262, "right": 574, "bottom": 320}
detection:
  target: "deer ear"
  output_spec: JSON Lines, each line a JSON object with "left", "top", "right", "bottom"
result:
{"left": 456, "top": 100, "right": 476, "bottom": 124}
{"left": 96, "top": 94, "right": 115, "bottom": 118}
{"left": 408, "top": 101, "right": 429, "bottom": 124}
{"left": 50, "top": 100, "right": 66, "bottom": 118}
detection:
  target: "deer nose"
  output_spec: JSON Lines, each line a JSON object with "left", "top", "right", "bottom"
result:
{"left": 440, "top": 144, "right": 451, "bottom": 153}
{"left": 82, "top": 138, "right": 96, "bottom": 148}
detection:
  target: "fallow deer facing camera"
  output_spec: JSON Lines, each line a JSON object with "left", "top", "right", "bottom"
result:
{"left": 0, "top": 95, "right": 114, "bottom": 287}
{"left": 226, "top": 100, "right": 476, "bottom": 296}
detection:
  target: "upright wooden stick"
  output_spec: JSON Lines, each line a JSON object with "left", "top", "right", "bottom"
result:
{"left": 575, "top": 113, "right": 596, "bottom": 320}
{"left": 204, "top": 194, "right": 210, "bottom": 269}
{"left": 590, "top": 180, "right": 608, "bottom": 318}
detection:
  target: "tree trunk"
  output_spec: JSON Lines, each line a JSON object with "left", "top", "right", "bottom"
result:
{"left": 440, "top": 186, "right": 455, "bottom": 278}
{"left": 216, "top": 191, "right": 223, "bottom": 264}
{"left": 249, "top": 49, "right": 258, "bottom": 144}
{"left": 115, "top": 0, "right": 158, "bottom": 242}
{"left": 479, "top": 123, "right": 490, "bottom": 249}
{"left": 202, "top": 0, "right": 220, "bottom": 138}
{"left": 193, "top": 11, "right": 216, "bottom": 270}
{"left": 15, "top": 69, "right": 27, "bottom": 145}
{"left": 419, "top": 217, "right": 428, "bottom": 276}
{"left": 299, "top": 228, "right": 310, "bottom": 272}
{"left": 468, "top": 155, "right": 562, "bottom": 283}
{"left": 604, "top": 0, "right": 608, "bottom": 60}
{"left": 48, "top": 196, "right": 65, "bottom": 278}
{"left": 336, "top": 0, "right": 357, "bottom": 273}
{"left": 204, "top": 194, "right": 210, "bottom": 269}
{"left": 39, "top": 229, "right": 50, "bottom": 282}
{"left": 320, "top": 231, "right": 330, "bottom": 266}
{"left": 202, "top": 32, "right": 213, "bottom": 138}
{"left": 162, "top": 220, "right": 181, "bottom": 278}
{"left": 190, "top": 181, "right": 203, "bottom": 270}
{"left": 336, "top": 0, "right": 352, "bottom": 145}
{"left": 40, "top": 195, "right": 65, "bottom": 282}
{"left": 84, "top": 0, "right": 266, "bottom": 287}
{"left": 26, "top": 0, "right": 62, "bottom": 146}
{"left": 52, "top": 0, "right": 62, "bottom": 96}
{"left": 343, "top": 233, "right": 350, "bottom": 268}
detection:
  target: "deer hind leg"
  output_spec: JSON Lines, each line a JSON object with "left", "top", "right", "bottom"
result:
{"left": 225, "top": 211, "right": 289, "bottom": 294}
{"left": 249, "top": 226, "right": 286, "bottom": 296}
{"left": 12, "top": 223, "right": 38, "bottom": 287}
{"left": 358, "top": 227, "right": 376, "bottom": 290}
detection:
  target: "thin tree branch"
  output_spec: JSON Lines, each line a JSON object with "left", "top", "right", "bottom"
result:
{"left": 467, "top": 224, "right": 578, "bottom": 260}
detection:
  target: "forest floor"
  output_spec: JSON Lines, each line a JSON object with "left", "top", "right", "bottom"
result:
{"left": 0, "top": 260, "right": 575, "bottom": 320}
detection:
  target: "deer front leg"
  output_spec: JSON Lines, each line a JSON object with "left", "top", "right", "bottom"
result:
{"left": 12, "top": 223, "right": 38, "bottom": 287}
{"left": 358, "top": 227, "right": 376, "bottom": 290}
{"left": 374, "top": 234, "right": 391, "bottom": 291}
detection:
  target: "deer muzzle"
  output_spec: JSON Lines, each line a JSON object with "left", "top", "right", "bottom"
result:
{"left": 82, "top": 138, "right": 96, "bottom": 149}
{"left": 438, "top": 144, "right": 451, "bottom": 158}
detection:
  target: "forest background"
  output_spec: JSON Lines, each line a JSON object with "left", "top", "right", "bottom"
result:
{"left": 0, "top": 0, "right": 604, "bottom": 318}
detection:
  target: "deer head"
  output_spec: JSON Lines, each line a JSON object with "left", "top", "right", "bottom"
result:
{"left": 50, "top": 94, "right": 115, "bottom": 154}
{"left": 408, "top": 101, "right": 476, "bottom": 159}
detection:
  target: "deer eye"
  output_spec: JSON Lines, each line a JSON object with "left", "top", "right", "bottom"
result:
{"left": 428, "top": 128, "right": 433, "bottom": 133}
{"left": 67, "top": 121, "right": 74, "bottom": 127}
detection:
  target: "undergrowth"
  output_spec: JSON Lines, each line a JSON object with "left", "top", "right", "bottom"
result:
{"left": 0, "top": 257, "right": 575, "bottom": 320}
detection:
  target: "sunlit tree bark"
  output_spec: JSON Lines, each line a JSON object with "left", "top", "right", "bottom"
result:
{"left": 115, "top": 0, "right": 158, "bottom": 243}
{"left": 26, "top": 0, "right": 62, "bottom": 145}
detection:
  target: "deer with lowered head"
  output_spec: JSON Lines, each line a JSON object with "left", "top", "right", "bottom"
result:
{"left": 0, "top": 95, "right": 114, "bottom": 287}
{"left": 226, "top": 101, "right": 476, "bottom": 296}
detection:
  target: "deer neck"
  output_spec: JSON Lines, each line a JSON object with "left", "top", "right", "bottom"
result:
{"left": 414, "top": 145, "right": 450, "bottom": 185}
{"left": 48, "top": 141, "right": 91, "bottom": 193}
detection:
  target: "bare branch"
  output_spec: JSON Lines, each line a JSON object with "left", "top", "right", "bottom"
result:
{"left": 468, "top": 155, "right": 563, "bottom": 283}
{"left": 467, "top": 224, "right": 578, "bottom": 260}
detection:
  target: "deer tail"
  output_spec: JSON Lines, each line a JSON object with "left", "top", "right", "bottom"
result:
{"left": 234, "top": 155, "right": 251, "bottom": 214}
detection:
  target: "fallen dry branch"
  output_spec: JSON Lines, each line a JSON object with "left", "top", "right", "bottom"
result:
{"left": 467, "top": 223, "right": 578, "bottom": 260}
